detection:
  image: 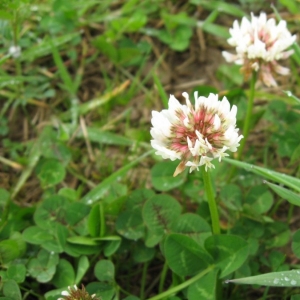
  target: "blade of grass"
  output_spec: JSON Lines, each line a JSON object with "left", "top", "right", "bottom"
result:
{"left": 246, "top": 90, "right": 299, "bottom": 105}
{"left": 82, "top": 128, "right": 133, "bottom": 146}
{"left": 59, "top": 80, "right": 130, "bottom": 121}
{"left": 282, "top": 90, "right": 300, "bottom": 104}
{"left": 0, "top": 54, "right": 10, "bottom": 66}
{"left": 80, "top": 149, "right": 154, "bottom": 204}
{"left": 153, "top": 72, "right": 168, "bottom": 108}
{"left": 226, "top": 269, "right": 300, "bottom": 287}
{"left": 119, "top": 61, "right": 151, "bottom": 100}
{"left": 224, "top": 158, "right": 300, "bottom": 193}
{"left": 264, "top": 181, "right": 300, "bottom": 206}
{"left": 20, "top": 32, "right": 80, "bottom": 62}
{"left": 67, "top": 166, "right": 96, "bottom": 189}
{"left": 51, "top": 40, "right": 77, "bottom": 96}
{"left": 199, "top": 22, "right": 230, "bottom": 39}
{"left": 51, "top": 40, "right": 79, "bottom": 127}
{"left": 11, "top": 141, "right": 41, "bottom": 199}
{"left": 73, "top": 40, "right": 87, "bottom": 93}
{"left": 64, "top": 124, "right": 150, "bottom": 149}
{"left": 0, "top": 156, "right": 23, "bottom": 170}
{"left": 291, "top": 42, "right": 300, "bottom": 65}
{"left": 191, "top": 0, "right": 245, "bottom": 17}
{"left": 101, "top": 107, "right": 132, "bottom": 131}
{"left": 197, "top": 9, "right": 230, "bottom": 39}
{"left": 0, "top": 76, "right": 40, "bottom": 88}
{"left": 138, "top": 53, "right": 171, "bottom": 99}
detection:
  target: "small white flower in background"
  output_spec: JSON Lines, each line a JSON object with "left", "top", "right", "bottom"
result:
{"left": 8, "top": 45, "right": 21, "bottom": 58}
{"left": 150, "top": 92, "right": 243, "bottom": 176}
{"left": 222, "top": 12, "right": 296, "bottom": 87}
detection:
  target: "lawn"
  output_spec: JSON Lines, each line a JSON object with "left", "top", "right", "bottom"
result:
{"left": 1, "top": 1, "right": 300, "bottom": 300}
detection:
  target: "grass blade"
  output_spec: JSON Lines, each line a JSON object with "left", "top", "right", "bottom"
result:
{"left": 11, "top": 142, "right": 41, "bottom": 199}
{"left": 21, "top": 32, "right": 80, "bottom": 62}
{"left": 264, "top": 181, "right": 300, "bottom": 206}
{"left": 80, "top": 150, "right": 154, "bottom": 204}
{"left": 51, "top": 40, "right": 77, "bottom": 96}
{"left": 20, "top": 32, "right": 80, "bottom": 62}
{"left": 226, "top": 269, "right": 300, "bottom": 287}
{"left": 224, "top": 158, "right": 300, "bottom": 193}
{"left": 153, "top": 72, "right": 168, "bottom": 108}
{"left": 59, "top": 80, "right": 130, "bottom": 121}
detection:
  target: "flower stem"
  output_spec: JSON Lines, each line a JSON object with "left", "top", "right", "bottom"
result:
{"left": 140, "top": 262, "right": 149, "bottom": 300}
{"left": 202, "top": 167, "right": 220, "bottom": 235}
{"left": 146, "top": 265, "right": 214, "bottom": 300}
{"left": 226, "top": 71, "right": 257, "bottom": 183}
{"left": 158, "top": 261, "right": 169, "bottom": 293}
{"left": 237, "top": 71, "right": 257, "bottom": 159}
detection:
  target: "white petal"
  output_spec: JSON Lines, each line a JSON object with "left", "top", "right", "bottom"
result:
{"left": 214, "top": 114, "right": 221, "bottom": 130}
{"left": 200, "top": 156, "right": 215, "bottom": 172}
{"left": 185, "top": 160, "right": 201, "bottom": 173}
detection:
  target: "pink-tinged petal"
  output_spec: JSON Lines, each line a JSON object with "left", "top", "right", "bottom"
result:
{"left": 261, "top": 64, "right": 278, "bottom": 87}
{"left": 273, "top": 63, "right": 290, "bottom": 75}
{"left": 222, "top": 51, "right": 238, "bottom": 62}
{"left": 174, "top": 161, "right": 187, "bottom": 177}
{"left": 280, "top": 49, "right": 294, "bottom": 59}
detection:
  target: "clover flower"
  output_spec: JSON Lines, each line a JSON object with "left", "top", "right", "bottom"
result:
{"left": 150, "top": 92, "right": 243, "bottom": 176}
{"left": 58, "top": 285, "right": 99, "bottom": 300}
{"left": 8, "top": 45, "right": 21, "bottom": 58}
{"left": 222, "top": 12, "right": 296, "bottom": 87}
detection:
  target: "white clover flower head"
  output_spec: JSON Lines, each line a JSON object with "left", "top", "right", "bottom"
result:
{"left": 222, "top": 12, "right": 296, "bottom": 87}
{"left": 150, "top": 92, "right": 243, "bottom": 176}
{"left": 8, "top": 45, "right": 21, "bottom": 58}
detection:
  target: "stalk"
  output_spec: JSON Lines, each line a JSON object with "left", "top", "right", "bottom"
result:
{"left": 146, "top": 265, "right": 214, "bottom": 300}
{"left": 227, "top": 71, "right": 257, "bottom": 182}
{"left": 237, "top": 71, "right": 257, "bottom": 159}
{"left": 140, "top": 262, "right": 149, "bottom": 300}
{"left": 202, "top": 166, "right": 220, "bottom": 235}
{"left": 158, "top": 261, "right": 169, "bottom": 294}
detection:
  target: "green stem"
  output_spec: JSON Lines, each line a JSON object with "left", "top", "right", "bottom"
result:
{"left": 147, "top": 265, "right": 214, "bottom": 300}
{"left": 237, "top": 71, "right": 257, "bottom": 159}
{"left": 202, "top": 167, "right": 220, "bottom": 235}
{"left": 99, "top": 202, "right": 106, "bottom": 237}
{"left": 288, "top": 204, "right": 294, "bottom": 224}
{"left": 158, "top": 261, "right": 169, "bottom": 293}
{"left": 140, "top": 262, "right": 149, "bottom": 300}
{"left": 226, "top": 71, "right": 257, "bottom": 183}
{"left": 117, "top": 285, "right": 132, "bottom": 297}
{"left": 0, "top": 194, "right": 11, "bottom": 233}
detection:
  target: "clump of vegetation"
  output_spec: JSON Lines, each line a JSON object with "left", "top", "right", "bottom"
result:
{"left": 1, "top": 1, "right": 300, "bottom": 300}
